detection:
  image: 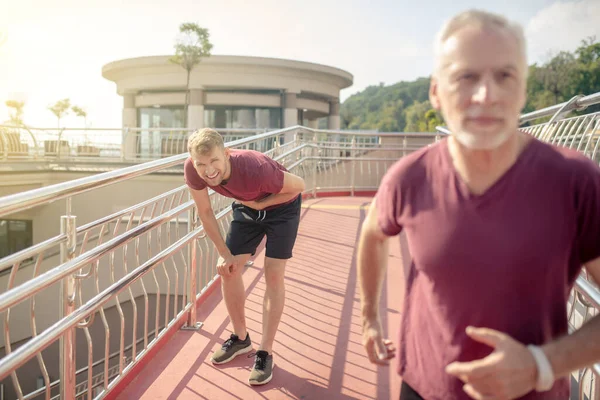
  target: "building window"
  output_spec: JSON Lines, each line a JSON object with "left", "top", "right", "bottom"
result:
{"left": 137, "top": 106, "right": 186, "bottom": 158}
{"left": 204, "top": 107, "right": 282, "bottom": 130}
{"left": 0, "top": 219, "right": 33, "bottom": 259}
{"left": 139, "top": 106, "right": 186, "bottom": 129}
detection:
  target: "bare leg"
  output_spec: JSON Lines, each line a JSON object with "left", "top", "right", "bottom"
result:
{"left": 221, "top": 254, "right": 252, "bottom": 338}
{"left": 260, "top": 257, "right": 287, "bottom": 353}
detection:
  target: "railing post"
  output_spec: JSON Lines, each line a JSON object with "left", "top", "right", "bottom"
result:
{"left": 121, "top": 128, "right": 129, "bottom": 162}
{"left": 182, "top": 204, "right": 202, "bottom": 331}
{"left": 312, "top": 136, "right": 318, "bottom": 198}
{"left": 350, "top": 136, "right": 356, "bottom": 196}
{"left": 0, "top": 129, "right": 8, "bottom": 160}
{"left": 59, "top": 200, "right": 77, "bottom": 400}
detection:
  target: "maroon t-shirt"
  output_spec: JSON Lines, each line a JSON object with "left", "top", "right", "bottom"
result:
{"left": 376, "top": 137, "right": 600, "bottom": 400}
{"left": 184, "top": 149, "right": 291, "bottom": 210}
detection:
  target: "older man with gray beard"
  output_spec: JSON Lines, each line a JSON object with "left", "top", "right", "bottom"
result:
{"left": 357, "top": 9, "right": 600, "bottom": 400}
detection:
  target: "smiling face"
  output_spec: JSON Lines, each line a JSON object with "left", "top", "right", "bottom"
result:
{"left": 430, "top": 23, "right": 527, "bottom": 150}
{"left": 191, "top": 146, "right": 231, "bottom": 186}
{"left": 187, "top": 128, "right": 232, "bottom": 186}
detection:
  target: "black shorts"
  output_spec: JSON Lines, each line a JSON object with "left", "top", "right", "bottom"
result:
{"left": 226, "top": 195, "right": 301, "bottom": 260}
{"left": 400, "top": 381, "right": 424, "bottom": 400}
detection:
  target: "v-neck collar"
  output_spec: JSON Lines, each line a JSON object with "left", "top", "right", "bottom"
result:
{"left": 441, "top": 136, "right": 538, "bottom": 202}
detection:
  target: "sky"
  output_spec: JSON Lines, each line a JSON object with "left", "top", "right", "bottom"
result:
{"left": 0, "top": 0, "right": 598, "bottom": 128}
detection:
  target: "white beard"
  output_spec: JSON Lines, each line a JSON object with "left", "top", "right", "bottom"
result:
{"left": 452, "top": 128, "right": 513, "bottom": 150}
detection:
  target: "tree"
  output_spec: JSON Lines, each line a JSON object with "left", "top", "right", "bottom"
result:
{"left": 573, "top": 37, "right": 600, "bottom": 100}
{"left": 72, "top": 105, "right": 89, "bottom": 144}
{"left": 424, "top": 109, "right": 444, "bottom": 131}
{"left": 169, "top": 23, "right": 213, "bottom": 126}
{"left": 48, "top": 99, "right": 71, "bottom": 128}
{"left": 534, "top": 51, "right": 577, "bottom": 104}
{"left": 340, "top": 36, "right": 600, "bottom": 132}
{"left": 404, "top": 100, "right": 432, "bottom": 132}
{"left": 71, "top": 105, "right": 87, "bottom": 127}
{"left": 5, "top": 100, "right": 25, "bottom": 126}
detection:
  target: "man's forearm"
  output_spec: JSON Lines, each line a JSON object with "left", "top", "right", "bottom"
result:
{"left": 358, "top": 231, "right": 389, "bottom": 319}
{"left": 198, "top": 211, "right": 230, "bottom": 257}
{"left": 257, "top": 191, "right": 300, "bottom": 209}
{"left": 542, "top": 314, "right": 600, "bottom": 378}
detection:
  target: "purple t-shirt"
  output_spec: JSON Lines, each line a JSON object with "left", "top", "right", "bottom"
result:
{"left": 376, "top": 137, "right": 600, "bottom": 400}
{"left": 184, "top": 149, "right": 291, "bottom": 209}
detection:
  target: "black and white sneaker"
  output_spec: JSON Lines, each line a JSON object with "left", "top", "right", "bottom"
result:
{"left": 248, "top": 350, "right": 274, "bottom": 386}
{"left": 210, "top": 333, "right": 253, "bottom": 364}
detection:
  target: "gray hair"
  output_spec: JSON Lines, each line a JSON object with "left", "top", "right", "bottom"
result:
{"left": 433, "top": 9, "right": 528, "bottom": 78}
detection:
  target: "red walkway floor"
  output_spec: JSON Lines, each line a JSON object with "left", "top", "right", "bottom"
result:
{"left": 116, "top": 197, "right": 409, "bottom": 400}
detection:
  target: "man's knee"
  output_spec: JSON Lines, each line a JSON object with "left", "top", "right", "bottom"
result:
{"left": 264, "top": 257, "right": 287, "bottom": 288}
{"left": 220, "top": 254, "right": 251, "bottom": 280}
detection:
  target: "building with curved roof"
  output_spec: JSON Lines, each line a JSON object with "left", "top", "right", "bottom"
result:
{"left": 102, "top": 55, "right": 354, "bottom": 131}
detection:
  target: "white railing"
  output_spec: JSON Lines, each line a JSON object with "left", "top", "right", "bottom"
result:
{"left": 0, "top": 127, "right": 266, "bottom": 163}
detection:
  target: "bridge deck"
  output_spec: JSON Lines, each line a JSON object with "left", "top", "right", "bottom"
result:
{"left": 114, "top": 196, "right": 408, "bottom": 400}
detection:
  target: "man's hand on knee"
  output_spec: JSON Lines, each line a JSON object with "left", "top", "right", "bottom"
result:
{"left": 217, "top": 252, "right": 235, "bottom": 277}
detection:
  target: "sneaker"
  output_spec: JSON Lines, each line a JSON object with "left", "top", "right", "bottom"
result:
{"left": 248, "top": 350, "right": 274, "bottom": 386}
{"left": 210, "top": 333, "right": 253, "bottom": 364}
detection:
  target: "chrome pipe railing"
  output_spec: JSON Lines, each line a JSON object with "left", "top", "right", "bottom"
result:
{"left": 0, "top": 126, "right": 444, "bottom": 219}
{"left": 0, "top": 119, "right": 598, "bottom": 399}
{"left": 0, "top": 123, "right": 446, "bottom": 165}
{"left": 0, "top": 126, "right": 264, "bottom": 162}
{"left": 520, "top": 92, "right": 600, "bottom": 124}
{"left": 0, "top": 219, "right": 204, "bottom": 381}
{"left": 0, "top": 127, "right": 298, "bottom": 218}
{"left": 436, "top": 91, "right": 600, "bottom": 136}
{"left": 0, "top": 131, "right": 435, "bottom": 400}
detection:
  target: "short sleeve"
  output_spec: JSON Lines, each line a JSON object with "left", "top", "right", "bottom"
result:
{"left": 574, "top": 156, "right": 600, "bottom": 265}
{"left": 258, "top": 161, "right": 285, "bottom": 194}
{"left": 184, "top": 157, "right": 207, "bottom": 190}
{"left": 376, "top": 170, "right": 403, "bottom": 236}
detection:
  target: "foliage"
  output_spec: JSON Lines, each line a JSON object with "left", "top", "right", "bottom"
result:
{"left": 341, "top": 38, "right": 600, "bottom": 132}
{"left": 169, "top": 22, "right": 213, "bottom": 125}
{"left": 48, "top": 98, "right": 71, "bottom": 128}
{"left": 5, "top": 100, "right": 25, "bottom": 126}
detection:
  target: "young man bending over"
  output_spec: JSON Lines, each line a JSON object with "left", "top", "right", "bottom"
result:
{"left": 184, "top": 128, "right": 305, "bottom": 386}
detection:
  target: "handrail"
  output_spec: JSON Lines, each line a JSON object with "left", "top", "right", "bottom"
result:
{"left": 0, "top": 200, "right": 193, "bottom": 312}
{"left": 0, "top": 126, "right": 296, "bottom": 218}
{"left": 0, "top": 126, "right": 266, "bottom": 133}
{"left": 434, "top": 91, "right": 600, "bottom": 134}
{"left": 519, "top": 92, "right": 600, "bottom": 124}
{"left": 0, "top": 154, "right": 185, "bottom": 218}
{"left": 576, "top": 275, "right": 600, "bottom": 310}
{"left": 0, "top": 126, "right": 442, "bottom": 218}
{"left": 0, "top": 220, "right": 205, "bottom": 381}
{"left": 436, "top": 126, "right": 451, "bottom": 135}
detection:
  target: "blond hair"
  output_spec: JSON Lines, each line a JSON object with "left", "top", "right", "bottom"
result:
{"left": 433, "top": 9, "right": 528, "bottom": 78}
{"left": 187, "top": 128, "right": 224, "bottom": 155}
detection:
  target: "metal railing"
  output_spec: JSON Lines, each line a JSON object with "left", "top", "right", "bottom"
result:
{"left": 0, "top": 90, "right": 599, "bottom": 399}
{"left": 0, "top": 127, "right": 266, "bottom": 163}
{"left": 519, "top": 92, "right": 600, "bottom": 124}
{"left": 0, "top": 127, "right": 444, "bottom": 400}
{"left": 436, "top": 91, "right": 600, "bottom": 399}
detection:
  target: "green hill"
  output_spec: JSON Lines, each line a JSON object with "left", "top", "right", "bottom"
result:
{"left": 340, "top": 38, "right": 600, "bottom": 132}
